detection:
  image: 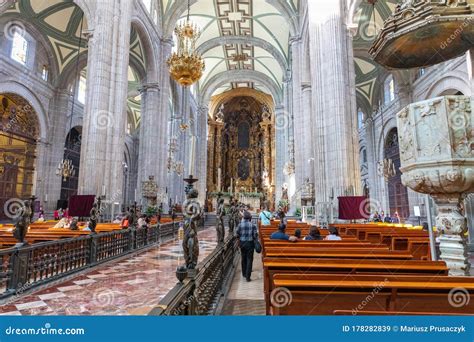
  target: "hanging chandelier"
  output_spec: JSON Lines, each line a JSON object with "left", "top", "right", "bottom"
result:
{"left": 167, "top": 0, "right": 205, "bottom": 87}
{"left": 56, "top": 159, "right": 76, "bottom": 182}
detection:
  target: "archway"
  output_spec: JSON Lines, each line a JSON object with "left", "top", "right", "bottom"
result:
{"left": 59, "top": 126, "right": 82, "bottom": 209}
{"left": 207, "top": 90, "right": 275, "bottom": 211}
{"left": 0, "top": 94, "right": 39, "bottom": 220}
{"left": 384, "top": 128, "right": 409, "bottom": 220}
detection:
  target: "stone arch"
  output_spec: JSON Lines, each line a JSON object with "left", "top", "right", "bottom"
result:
{"left": 0, "top": 82, "right": 48, "bottom": 140}
{"left": 376, "top": 116, "right": 397, "bottom": 162}
{"left": 200, "top": 70, "right": 283, "bottom": 105}
{"left": 425, "top": 71, "right": 472, "bottom": 99}
{"left": 130, "top": 17, "right": 158, "bottom": 82}
{"left": 0, "top": 14, "right": 61, "bottom": 82}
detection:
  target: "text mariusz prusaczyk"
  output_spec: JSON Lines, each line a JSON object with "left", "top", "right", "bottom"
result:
{"left": 342, "top": 325, "right": 466, "bottom": 334}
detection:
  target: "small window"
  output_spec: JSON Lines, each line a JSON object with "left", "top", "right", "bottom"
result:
{"left": 77, "top": 75, "right": 87, "bottom": 104}
{"left": 384, "top": 76, "right": 395, "bottom": 105}
{"left": 41, "top": 65, "right": 49, "bottom": 81}
{"left": 357, "top": 110, "right": 364, "bottom": 129}
{"left": 10, "top": 30, "right": 28, "bottom": 65}
{"left": 418, "top": 68, "right": 425, "bottom": 77}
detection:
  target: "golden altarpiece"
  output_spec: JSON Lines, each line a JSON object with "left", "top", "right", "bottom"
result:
{"left": 207, "top": 89, "right": 275, "bottom": 211}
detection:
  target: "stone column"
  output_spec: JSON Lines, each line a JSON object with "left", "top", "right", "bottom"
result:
{"left": 206, "top": 121, "right": 216, "bottom": 192}
{"left": 215, "top": 120, "right": 224, "bottom": 187}
{"left": 364, "top": 117, "right": 380, "bottom": 204}
{"left": 137, "top": 82, "right": 160, "bottom": 205}
{"left": 308, "top": 0, "right": 361, "bottom": 207}
{"left": 274, "top": 104, "right": 287, "bottom": 203}
{"left": 42, "top": 91, "right": 72, "bottom": 212}
{"left": 156, "top": 38, "right": 174, "bottom": 201}
{"left": 466, "top": 49, "right": 474, "bottom": 251}
{"left": 196, "top": 105, "right": 208, "bottom": 204}
{"left": 78, "top": 0, "right": 133, "bottom": 203}
{"left": 301, "top": 82, "right": 314, "bottom": 183}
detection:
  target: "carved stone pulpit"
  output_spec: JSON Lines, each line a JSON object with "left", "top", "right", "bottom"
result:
{"left": 141, "top": 175, "right": 158, "bottom": 208}
{"left": 397, "top": 96, "right": 473, "bottom": 275}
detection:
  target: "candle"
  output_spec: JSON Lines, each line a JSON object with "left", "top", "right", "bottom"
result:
{"left": 134, "top": 188, "right": 138, "bottom": 202}
{"left": 230, "top": 178, "right": 233, "bottom": 194}
{"left": 102, "top": 185, "right": 106, "bottom": 196}
{"left": 188, "top": 135, "right": 196, "bottom": 176}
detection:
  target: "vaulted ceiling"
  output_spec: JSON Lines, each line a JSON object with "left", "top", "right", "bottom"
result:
{"left": 4, "top": 0, "right": 147, "bottom": 130}
{"left": 353, "top": 0, "right": 400, "bottom": 114}
{"left": 172, "top": 0, "right": 296, "bottom": 97}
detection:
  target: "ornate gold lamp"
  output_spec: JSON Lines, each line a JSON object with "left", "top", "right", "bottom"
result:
{"left": 167, "top": 0, "right": 205, "bottom": 87}
{"left": 370, "top": 0, "right": 474, "bottom": 68}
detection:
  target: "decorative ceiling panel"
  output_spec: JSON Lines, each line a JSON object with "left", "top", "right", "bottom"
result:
{"left": 180, "top": 0, "right": 291, "bottom": 96}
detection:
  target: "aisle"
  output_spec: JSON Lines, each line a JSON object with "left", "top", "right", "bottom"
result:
{"left": 221, "top": 252, "right": 265, "bottom": 315}
{"left": 0, "top": 228, "right": 218, "bottom": 316}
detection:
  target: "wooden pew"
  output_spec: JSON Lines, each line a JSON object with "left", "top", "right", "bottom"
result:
{"left": 263, "top": 247, "right": 414, "bottom": 260}
{"left": 263, "top": 258, "right": 449, "bottom": 314}
{"left": 271, "top": 273, "right": 474, "bottom": 315}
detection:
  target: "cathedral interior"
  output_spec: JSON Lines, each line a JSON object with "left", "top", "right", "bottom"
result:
{"left": 0, "top": 0, "right": 472, "bottom": 319}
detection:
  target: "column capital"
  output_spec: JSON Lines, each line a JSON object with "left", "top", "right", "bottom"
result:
{"left": 161, "top": 37, "right": 174, "bottom": 47}
{"left": 139, "top": 82, "right": 160, "bottom": 93}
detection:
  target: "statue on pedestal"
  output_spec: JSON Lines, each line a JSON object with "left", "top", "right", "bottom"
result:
{"left": 182, "top": 182, "right": 201, "bottom": 270}
{"left": 89, "top": 198, "right": 100, "bottom": 233}
{"left": 228, "top": 199, "right": 236, "bottom": 233}
{"left": 216, "top": 198, "right": 225, "bottom": 244}
{"left": 13, "top": 199, "right": 32, "bottom": 246}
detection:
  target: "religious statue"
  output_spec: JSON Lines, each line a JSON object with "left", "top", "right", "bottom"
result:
{"left": 12, "top": 199, "right": 32, "bottom": 245}
{"left": 89, "top": 198, "right": 100, "bottom": 233}
{"left": 216, "top": 198, "right": 225, "bottom": 244}
{"left": 228, "top": 199, "right": 235, "bottom": 233}
{"left": 232, "top": 202, "right": 242, "bottom": 230}
{"left": 182, "top": 188, "right": 201, "bottom": 270}
{"left": 129, "top": 203, "right": 138, "bottom": 228}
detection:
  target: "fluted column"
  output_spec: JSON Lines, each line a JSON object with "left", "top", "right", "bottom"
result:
{"left": 215, "top": 120, "right": 224, "bottom": 188}
{"left": 137, "top": 83, "right": 160, "bottom": 205}
{"left": 196, "top": 105, "right": 208, "bottom": 204}
{"left": 301, "top": 82, "right": 314, "bottom": 183}
{"left": 78, "top": 0, "right": 133, "bottom": 202}
{"left": 275, "top": 104, "right": 287, "bottom": 203}
{"left": 308, "top": 0, "right": 361, "bottom": 209}
{"left": 206, "top": 121, "right": 216, "bottom": 192}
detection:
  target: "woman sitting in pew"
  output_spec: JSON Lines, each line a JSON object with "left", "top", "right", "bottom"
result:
{"left": 304, "top": 226, "right": 323, "bottom": 241}
{"left": 325, "top": 227, "right": 342, "bottom": 241}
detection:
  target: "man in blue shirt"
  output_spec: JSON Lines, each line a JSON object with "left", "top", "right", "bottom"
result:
{"left": 259, "top": 207, "right": 272, "bottom": 226}
{"left": 270, "top": 223, "right": 290, "bottom": 240}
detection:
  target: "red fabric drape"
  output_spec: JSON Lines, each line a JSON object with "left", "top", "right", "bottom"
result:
{"left": 69, "top": 195, "right": 96, "bottom": 217}
{"left": 338, "top": 196, "right": 369, "bottom": 220}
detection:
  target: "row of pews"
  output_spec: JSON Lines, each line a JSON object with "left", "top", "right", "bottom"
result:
{"left": 259, "top": 220, "right": 474, "bottom": 315}
{"left": 0, "top": 222, "right": 123, "bottom": 248}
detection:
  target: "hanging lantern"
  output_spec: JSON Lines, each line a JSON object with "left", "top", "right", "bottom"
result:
{"left": 167, "top": 0, "right": 205, "bottom": 87}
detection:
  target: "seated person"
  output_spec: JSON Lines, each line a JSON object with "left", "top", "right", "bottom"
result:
{"left": 69, "top": 218, "right": 79, "bottom": 231}
{"left": 304, "top": 226, "right": 323, "bottom": 240}
{"left": 53, "top": 218, "right": 69, "bottom": 229}
{"left": 137, "top": 214, "right": 147, "bottom": 228}
{"left": 325, "top": 227, "right": 342, "bottom": 241}
{"left": 293, "top": 229, "right": 302, "bottom": 241}
{"left": 270, "top": 223, "right": 297, "bottom": 242}
{"left": 112, "top": 215, "right": 121, "bottom": 224}
{"left": 83, "top": 221, "right": 91, "bottom": 231}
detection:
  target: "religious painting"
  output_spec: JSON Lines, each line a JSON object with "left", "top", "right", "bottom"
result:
{"left": 238, "top": 121, "right": 250, "bottom": 149}
{"left": 237, "top": 158, "right": 250, "bottom": 181}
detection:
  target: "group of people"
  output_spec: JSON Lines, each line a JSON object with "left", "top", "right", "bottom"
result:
{"left": 269, "top": 224, "right": 342, "bottom": 241}
{"left": 369, "top": 211, "right": 401, "bottom": 223}
{"left": 53, "top": 208, "right": 69, "bottom": 221}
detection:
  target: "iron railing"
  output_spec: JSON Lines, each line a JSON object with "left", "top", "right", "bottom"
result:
{"left": 0, "top": 222, "right": 181, "bottom": 300}
{"left": 149, "top": 235, "right": 239, "bottom": 316}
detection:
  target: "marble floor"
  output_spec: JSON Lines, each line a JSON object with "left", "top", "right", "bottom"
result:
{"left": 0, "top": 228, "right": 218, "bottom": 316}
{"left": 221, "top": 252, "right": 266, "bottom": 315}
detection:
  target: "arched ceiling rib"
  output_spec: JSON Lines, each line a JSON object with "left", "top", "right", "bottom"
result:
{"left": 168, "top": 0, "right": 294, "bottom": 95}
